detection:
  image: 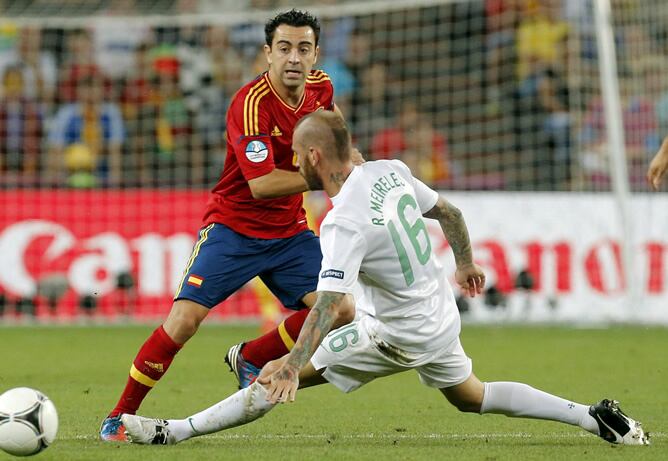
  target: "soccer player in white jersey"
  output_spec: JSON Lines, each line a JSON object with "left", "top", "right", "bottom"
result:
{"left": 121, "top": 111, "right": 649, "bottom": 446}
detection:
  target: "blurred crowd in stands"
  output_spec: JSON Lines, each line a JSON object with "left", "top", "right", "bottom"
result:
{"left": 0, "top": 0, "right": 666, "bottom": 191}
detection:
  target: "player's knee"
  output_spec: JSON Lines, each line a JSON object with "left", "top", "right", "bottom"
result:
{"left": 451, "top": 399, "right": 482, "bottom": 414}
{"left": 441, "top": 384, "right": 484, "bottom": 414}
{"left": 164, "top": 302, "right": 207, "bottom": 343}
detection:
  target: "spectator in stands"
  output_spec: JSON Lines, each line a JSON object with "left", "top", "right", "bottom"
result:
{"left": 579, "top": 77, "right": 660, "bottom": 190}
{"left": 92, "top": 0, "right": 153, "bottom": 79}
{"left": 515, "top": 0, "right": 569, "bottom": 81}
{"left": 59, "top": 29, "right": 112, "bottom": 103}
{"left": 514, "top": 34, "right": 572, "bottom": 191}
{"left": 371, "top": 102, "right": 450, "bottom": 188}
{"left": 351, "top": 61, "right": 398, "bottom": 155}
{"left": 0, "top": 27, "right": 57, "bottom": 108}
{"left": 205, "top": 25, "right": 244, "bottom": 98}
{"left": 135, "top": 52, "right": 202, "bottom": 186}
{"left": 121, "top": 41, "right": 156, "bottom": 186}
{"left": 0, "top": 65, "right": 43, "bottom": 182}
{"left": 47, "top": 73, "right": 125, "bottom": 186}
{"left": 318, "top": 45, "right": 356, "bottom": 119}
{"left": 484, "top": 0, "right": 521, "bottom": 113}
{"left": 121, "top": 42, "right": 155, "bottom": 115}
{"left": 643, "top": 57, "right": 668, "bottom": 139}
{"left": 177, "top": 25, "right": 236, "bottom": 182}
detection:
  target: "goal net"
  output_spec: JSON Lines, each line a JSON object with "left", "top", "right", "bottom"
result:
{"left": 0, "top": 0, "right": 666, "bottom": 324}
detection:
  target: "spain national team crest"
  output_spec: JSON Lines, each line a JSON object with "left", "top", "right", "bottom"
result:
{"left": 245, "top": 140, "right": 269, "bottom": 163}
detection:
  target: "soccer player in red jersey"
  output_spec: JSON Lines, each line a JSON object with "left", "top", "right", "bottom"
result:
{"left": 100, "top": 10, "right": 356, "bottom": 441}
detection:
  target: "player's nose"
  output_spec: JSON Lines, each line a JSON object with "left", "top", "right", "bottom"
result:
{"left": 288, "top": 49, "right": 300, "bottom": 63}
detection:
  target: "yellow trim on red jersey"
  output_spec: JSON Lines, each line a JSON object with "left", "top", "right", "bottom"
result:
{"left": 306, "top": 70, "right": 330, "bottom": 82}
{"left": 252, "top": 86, "right": 271, "bottom": 135}
{"left": 243, "top": 79, "right": 266, "bottom": 135}
{"left": 278, "top": 320, "right": 296, "bottom": 350}
{"left": 243, "top": 80, "right": 269, "bottom": 136}
{"left": 264, "top": 74, "right": 306, "bottom": 113}
{"left": 174, "top": 223, "right": 214, "bottom": 298}
{"left": 306, "top": 76, "right": 331, "bottom": 84}
{"left": 130, "top": 364, "right": 158, "bottom": 387}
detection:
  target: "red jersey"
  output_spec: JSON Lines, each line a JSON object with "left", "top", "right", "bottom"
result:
{"left": 203, "top": 70, "right": 334, "bottom": 238}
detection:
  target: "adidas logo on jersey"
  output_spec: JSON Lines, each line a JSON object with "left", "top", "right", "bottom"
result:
{"left": 271, "top": 126, "right": 283, "bottom": 136}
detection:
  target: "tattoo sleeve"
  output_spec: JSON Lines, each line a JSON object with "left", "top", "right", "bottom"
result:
{"left": 284, "top": 291, "right": 346, "bottom": 371}
{"left": 424, "top": 197, "right": 473, "bottom": 267}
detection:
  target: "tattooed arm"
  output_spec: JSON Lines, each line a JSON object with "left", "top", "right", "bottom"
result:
{"left": 263, "top": 291, "right": 354, "bottom": 404}
{"left": 424, "top": 196, "right": 485, "bottom": 297}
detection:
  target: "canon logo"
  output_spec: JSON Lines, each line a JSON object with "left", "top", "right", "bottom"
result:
{"left": 0, "top": 220, "right": 193, "bottom": 298}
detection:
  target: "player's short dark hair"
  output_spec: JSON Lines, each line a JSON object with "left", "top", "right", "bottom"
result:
{"left": 265, "top": 9, "right": 320, "bottom": 47}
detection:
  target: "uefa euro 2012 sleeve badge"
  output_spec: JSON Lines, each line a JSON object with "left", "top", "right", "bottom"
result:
{"left": 245, "top": 140, "right": 269, "bottom": 163}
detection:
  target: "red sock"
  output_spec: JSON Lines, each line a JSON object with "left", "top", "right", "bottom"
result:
{"left": 109, "top": 325, "right": 182, "bottom": 417}
{"left": 241, "top": 308, "right": 310, "bottom": 368}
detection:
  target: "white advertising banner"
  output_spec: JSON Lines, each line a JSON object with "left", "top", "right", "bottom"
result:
{"left": 429, "top": 193, "right": 668, "bottom": 325}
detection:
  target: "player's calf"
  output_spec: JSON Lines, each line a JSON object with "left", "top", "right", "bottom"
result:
{"left": 123, "top": 382, "right": 276, "bottom": 445}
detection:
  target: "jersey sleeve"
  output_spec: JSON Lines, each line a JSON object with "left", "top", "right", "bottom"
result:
{"left": 390, "top": 159, "right": 439, "bottom": 213}
{"left": 226, "top": 87, "right": 276, "bottom": 181}
{"left": 412, "top": 177, "right": 439, "bottom": 213}
{"left": 317, "top": 218, "right": 366, "bottom": 294}
{"left": 321, "top": 77, "right": 335, "bottom": 110}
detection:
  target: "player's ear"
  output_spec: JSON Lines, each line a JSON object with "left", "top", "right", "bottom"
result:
{"left": 264, "top": 44, "right": 272, "bottom": 65}
{"left": 313, "top": 45, "right": 319, "bottom": 64}
{"left": 308, "top": 147, "right": 319, "bottom": 166}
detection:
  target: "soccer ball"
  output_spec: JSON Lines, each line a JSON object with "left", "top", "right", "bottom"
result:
{"left": 0, "top": 388, "right": 58, "bottom": 457}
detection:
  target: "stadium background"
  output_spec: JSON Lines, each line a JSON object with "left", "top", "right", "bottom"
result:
{"left": 1, "top": 0, "right": 667, "bottom": 325}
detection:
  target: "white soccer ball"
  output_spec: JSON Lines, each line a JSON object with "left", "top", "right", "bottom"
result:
{"left": 0, "top": 387, "right": 58, "bottom": 457}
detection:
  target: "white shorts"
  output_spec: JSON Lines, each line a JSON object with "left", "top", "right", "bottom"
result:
{"left": 310, "top": 316, "right": 472, "bottom": 393}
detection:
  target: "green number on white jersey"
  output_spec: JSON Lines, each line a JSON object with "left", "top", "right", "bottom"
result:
{"left": 328, "top": 324, "right": 359, "bottom": 352}
{"left": 388, "top": 194, "right": 432, "bottom": 286}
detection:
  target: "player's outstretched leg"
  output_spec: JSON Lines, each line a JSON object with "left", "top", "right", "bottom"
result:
{"left": 225, "top": 309, "right": 310, "bottom": 388}
{"left": 123, "top": 380, "right": 276, "bottom": 445}
{"left": 442, "top": 374, "right": 649, "bottom": 445}
{"left": 100, "top": 300, "right": 208, "bottom": 442}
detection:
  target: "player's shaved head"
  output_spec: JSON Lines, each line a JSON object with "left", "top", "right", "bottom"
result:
{"left": 294, "top": 110, "right": 352, "bottom": 163}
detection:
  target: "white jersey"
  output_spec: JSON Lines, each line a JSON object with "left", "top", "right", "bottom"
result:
{"left": 316, "top": 160, "right": 461, "bottom": 353}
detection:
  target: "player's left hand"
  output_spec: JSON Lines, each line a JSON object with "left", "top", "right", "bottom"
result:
{"left": 455, "top": 263, "right": 485, "bottom": 297}
{"left": 351, "top": 148, "right": 365, "bottom": 165}
{"left": 259, "top": 364, "right": 300, "bottom": 404}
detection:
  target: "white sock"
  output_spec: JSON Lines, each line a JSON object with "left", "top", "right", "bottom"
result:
{"left": 168, "top": 381, "right": 276, "bottom": 442}
{"left": 480, "top": 381, "right": 599, "bottom": 435}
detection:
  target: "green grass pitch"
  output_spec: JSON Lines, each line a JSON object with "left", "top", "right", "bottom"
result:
{"left": 0, "top": 324, "right": 665, "bottom": 460}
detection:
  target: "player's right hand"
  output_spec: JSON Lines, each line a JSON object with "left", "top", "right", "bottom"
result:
{"left": 455, "top": 263, "right": 485, "bottom": 297}
{"left": 647, "top": 137, "right": 668, "bottom": 191}
{"left": 260, "top": 364, "right": 300, "bottom": 404}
